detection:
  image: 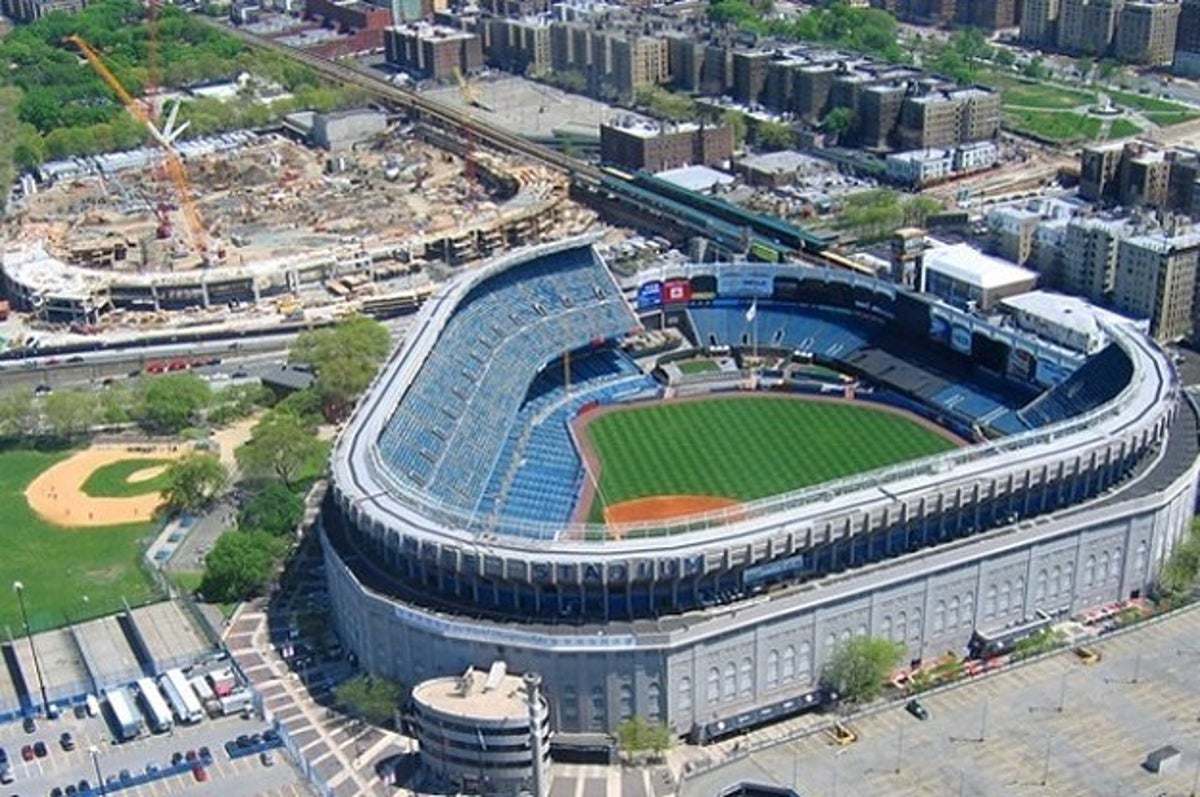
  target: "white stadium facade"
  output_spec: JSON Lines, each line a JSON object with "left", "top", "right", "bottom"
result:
{"left": 322, "top": 237, "right": 1199, "bottom": 745}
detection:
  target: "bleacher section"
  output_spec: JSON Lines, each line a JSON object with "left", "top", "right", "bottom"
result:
{"left": 687, "top": 303, "right": 1045, "bottom": 436}
{"left": 688, "top": 304, "right": 880, "bottom": 359}
{"left": 476, "top": 350, "right": 658, "bottom": 530}
{"left": 376, "top": 247, "right": 636, "bottom": 512}
{"left": 1018, "top": 344, "right": 1133, "bottom": 429}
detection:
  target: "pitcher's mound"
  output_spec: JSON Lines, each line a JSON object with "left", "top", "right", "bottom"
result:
{"left": 604, "top": 495, "right": 740, "bottom": 526}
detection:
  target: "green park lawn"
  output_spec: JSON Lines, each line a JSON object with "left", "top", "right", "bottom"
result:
{"left": 1003, "top": 110, "right": 1102, "bottom": 143}
{"left": 80, "top": 458, "right": 171, "bottom": 498}
{"left": 0, "top": 449, "right": 158, "bottom": 633}
{"left": 979, "top": 72, "right": 1097, "bottom": 110}
{"left": 1105, "top": 119, "right": 1143, "bottom": 140}
{"left": 583, "top": 396, "right": 957, "bottom": 521}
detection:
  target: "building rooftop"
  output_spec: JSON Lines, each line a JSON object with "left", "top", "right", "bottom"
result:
{"left": 1000, "top": 290, "right": 1134, "bottom": 339}
{"left": 412, "top": 664, "right": 533, "bottom": 721}
{"left": 655, "top": 164, "right": 734, "bottom": 192}
{"left": 923, "top": 242, "right": 1039, "bottom": 290}
{"left": 1124, "top": 227, "right": 1200, "bottom": 254}
{"left": 888, "top": 148, "right": 952, "bottom": 164}
{"left": 604, "top": 118, "right": 701, "bottom": 138}
{"left": 389, "top": 21, "right": 476, "bottom": 40}
{"left": 738, "top": 149, "right": 827, "bottom": 174}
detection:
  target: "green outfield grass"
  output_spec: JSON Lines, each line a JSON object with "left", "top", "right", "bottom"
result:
{"left": 677, "top": 360, "right": 720, "bottom": 375}
{"left": 0, "top": 449, "right": 159, "bottom": 632}
{"left": 80, "top": 458, "right": 171, "bottom": 498}
{"left": 584, "top": 397, "right": 957, "bottom": 520}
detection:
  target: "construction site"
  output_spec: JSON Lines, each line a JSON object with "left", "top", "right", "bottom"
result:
{"left": 1, "top": 118, "right": 598, "bottom": 335}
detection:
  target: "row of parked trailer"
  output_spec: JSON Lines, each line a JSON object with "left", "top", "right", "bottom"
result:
{"left": 105, "top": 669, "right": 207, "bottom": 741}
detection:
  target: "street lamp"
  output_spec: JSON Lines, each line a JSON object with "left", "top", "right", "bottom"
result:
{"left": 13, "top": 581, "right": 50, "bottom": 716}
{"left": 89, "top": 746, "right": 106, "bottom": 796}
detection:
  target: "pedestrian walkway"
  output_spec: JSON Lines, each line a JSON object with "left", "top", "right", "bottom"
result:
{"left": 223, "top": 602, "right": 411, "bottom": 797}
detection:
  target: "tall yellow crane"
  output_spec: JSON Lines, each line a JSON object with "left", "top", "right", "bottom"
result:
{"left": 67, "top": 34, "right": 210, "bottom": 262}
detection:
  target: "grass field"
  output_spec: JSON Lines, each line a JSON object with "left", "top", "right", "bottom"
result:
{"left": 980, "top": 73, "right": 1097, "bottom": 110}
{"left": 0, "top": 449, "right": 158, "bottom": 632}
{"left": 1003, "top": 110, "right": 1103, "bottom": 143}
{"left": 677, "top": 360, "right": 719, "bottom": 375}
{"left": 584, "top": 397, "right": 957, "bottom": 520}
{"left": 80, "top": 458, "right": 170, "bottom": 498}
{"left": 1105, "top": 118, "right": 1143, "bottom": 140}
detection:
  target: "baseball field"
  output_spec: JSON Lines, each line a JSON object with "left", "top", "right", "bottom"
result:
{"left": 577, "top": 395, "right": 962, "bottom": 525}
{"left": 0, "top": 447, "right": 174, "bottom": 634}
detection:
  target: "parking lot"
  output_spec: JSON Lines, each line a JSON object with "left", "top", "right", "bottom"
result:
{"left": 682, "top": 605, "right": 1200, "bottom": 797}
{"left": 0, "top": 707, "right": 311, "bottom": 797}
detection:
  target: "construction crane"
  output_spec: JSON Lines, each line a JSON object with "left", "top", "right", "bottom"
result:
{"left": 66, "top": 34, "right": 211, "bottom": 263}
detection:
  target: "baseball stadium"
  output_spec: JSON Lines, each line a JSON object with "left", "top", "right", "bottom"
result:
{"left": 323, "top": 236, "right": 1198, "bottom": 745}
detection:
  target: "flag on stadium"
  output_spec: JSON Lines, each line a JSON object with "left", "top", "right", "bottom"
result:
{"left": 745, "top": 299, "right": 758, "bottom": 323}
{"left": 477, "top": 727, "right": 488, "bottom": 751}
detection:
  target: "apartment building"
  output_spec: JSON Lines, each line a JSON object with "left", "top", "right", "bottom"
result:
{"left": 1114, "top": 226, "right": 1200, "bottom": 340}
{"left": 384, "top": 22, "right": 484, "bottom": 80}
{"left": 1060, "top": 216, "right": 1132, "bottom": 302}
{"left": 481, "top": 17, "right": 551, "bottom": 75}
{"left": 1057, "top": 0, "right": 1124, "bottom": 56}
{"left": 599, "top": 120, "right": 734, "bottom": 172}
{"left": 1115, "top": 0, "right": 1180, "bottom": 66}
{"left": 1021, "top": 0, "right": 1061, "bottom": 45}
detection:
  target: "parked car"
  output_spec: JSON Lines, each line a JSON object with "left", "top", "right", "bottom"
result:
{"left": 198, "top": 746, "right": 212, "bottom": 765}
{"left": 21, "top": 717, "right": 35, "bottom": 734}
{"left": 33, "top": 741, "right": 48, "bottom": 758}
{"left": 20, "top": 746, "right": 33, "bottom": 762}
{"left": 905, "top": 699, "right": 930, "bottom": 721}
{"left": 59, "top": 732, "right": 75, "bottom": 751}
{"left": 259, "top": 751, "right": 274, "bottom": 767}
{"left": 192, "top": 767, "right": 208, "bottom": 783}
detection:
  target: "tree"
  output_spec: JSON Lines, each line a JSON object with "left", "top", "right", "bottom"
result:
{"left": 41, "top": 389, "right": 99, "bottom": 439}
{"left": 0, "top": 388, "right": 34, "bottom": 440}
{"left": 239, "top": 482, "right": 305, "bottom": 536}
{"left": 902, "top": 195, "right": 943, "bottom": 227}
{"left": 1075, "top": 56, "right": 1094, "bottom": 81}
{"left": 332, "top": 675, "right": 407, "bottom": 727}
{"left": 200, "top": 529, "right": 282, "bottom": 603}
{"left": 291, "top": 316, "right": 392, "bottom": 420}
{"left": 235, "top": 409, "right": 327, "bottom": 489}
{"left": 720, "top": 109, "right": 748, "bottom": 148}
{"left": 617, "top": 716, "right": 674, "bottom": 761}
{"left": 162, "top": 451, "right": 228, "bottom": 512}
{"left": 821, "top": 107, "right": 855, "bottom": 142}
{"left": 754, "top": 120, "right": 796, "bottom": 151}
{"left": 139, "top": 373, "right": 211, "bottom": 433}
{"left": 820, "top": 636, "right": 904, "bottom": 703}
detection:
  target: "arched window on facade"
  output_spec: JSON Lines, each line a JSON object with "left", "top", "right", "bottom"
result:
{"left": 1084, "top": 555, "right": 1096, "bottom": 587}
{"left": 723, "top": 663, "right": 736, "bottom": 701}
{"left": 562, "top": 685, "right": 578, "bottom": 722}
{"left": 797, "top": 642, "right": 812, "bottom": 682}
{"left": 1035, "top": 570, "right": 1047, "bottom": 601}
{"left": 739, "top": 657, "right": 753, "bottom": 698}
{"left": 706, "top": 667, "right": 720, "bottom": 704}
{"left": 948, "top": 596, "right": 960, "bottom": 628}
{"left": 590, "top": 686, "right": 606, "bottom": 731}
{"left": 962, "top": 593, "right": 974, "bottom": 628}
{"left": 618, "top": 684, "right": 634, "bottom": 721}
{"left": 647, "top": 683, "right": 662, "bottom": 723}
{"left": 881, "top": 615, "right": 893, "bottom": 641}
{"left": 985, "top": 585, "right": 997, "bottom": 617}
{"left": 678, "top": 677, "right": 692, "bottom": 715}
{"left": 933, "top": 601, "right": 946, "bottom": 634}
{"left": 766, "top": 650, "right": 779, "bottom": 690}
{"left": 782, "top": 646, "right": 796, "bottom": 682}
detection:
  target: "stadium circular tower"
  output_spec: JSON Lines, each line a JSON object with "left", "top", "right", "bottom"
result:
{"left": 324, "top": 236, "right": 1198, "bottom": 744}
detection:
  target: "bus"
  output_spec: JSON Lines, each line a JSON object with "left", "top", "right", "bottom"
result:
{"left": 135, "top": 678, "right": 173, "bottom": 734}
{"left": 160, "top": 669, "right": 204, "bottom": 725}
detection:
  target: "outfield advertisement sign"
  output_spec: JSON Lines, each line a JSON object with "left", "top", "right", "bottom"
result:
{"left": 663, "top": 278, "right": 692, "bottom": 304}
{"left": 950, "top": 325, "right": 972, "bottom": 355}
{"left": 718, "top": 270, "right": 776, "bottom": 298}
{"left": 1035, "top": 357, "right": 1069, "bottom": 387}
{"left": 1008, "top": 347, "right": 1036, "bottom": 382}
{"left": 929, "top": 312, "right": 951, "bottom": 344}
{"left": 637, "top": 281, "right": 663, "bottom": 310}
